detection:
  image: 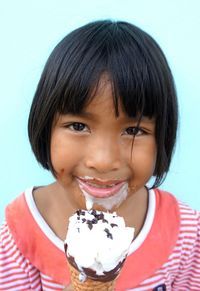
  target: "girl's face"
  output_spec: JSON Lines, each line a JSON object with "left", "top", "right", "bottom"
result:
{"left": 50, "top": 77, "right": 157, "bottom": 212}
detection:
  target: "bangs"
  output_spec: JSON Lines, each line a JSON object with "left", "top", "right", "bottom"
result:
{"left": 49, "top": 21, "right": 168, "bottom": 120}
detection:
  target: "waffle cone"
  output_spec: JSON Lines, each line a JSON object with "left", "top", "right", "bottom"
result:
{"left": 68, "top": 263, "right": 117, "bottom": 291}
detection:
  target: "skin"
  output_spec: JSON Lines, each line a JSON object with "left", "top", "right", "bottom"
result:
{"left": 33, "top": 76, "right": 157, "bottom": 290}
{"left": 63, "top": 286, "right": 72, "bottom": 291}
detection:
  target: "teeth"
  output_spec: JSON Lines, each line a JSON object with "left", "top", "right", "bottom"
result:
{"left": 87, "top": 182, "right": 115, "bottom": 188}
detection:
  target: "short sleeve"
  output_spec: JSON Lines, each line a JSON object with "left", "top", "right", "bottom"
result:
{"left": 172, "top": 209, "right": 200, "bottom": 289}
{"left": 0, "top": 222, "right": 42, "bottom": 290}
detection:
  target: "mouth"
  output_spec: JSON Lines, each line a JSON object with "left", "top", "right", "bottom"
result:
{"left": 76, "top": 177, "right": 127, "bottom": 198}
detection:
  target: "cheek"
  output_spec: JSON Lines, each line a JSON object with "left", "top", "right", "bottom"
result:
{"left": 50, "top": 133, "right": 83, "bottom": 174}
{"left": 130, "top": 141, "right": 157, "bottom": 178}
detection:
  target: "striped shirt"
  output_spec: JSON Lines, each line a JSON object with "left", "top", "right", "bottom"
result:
{"left": 0, "top": 188, "right": 200, "bottom": 290}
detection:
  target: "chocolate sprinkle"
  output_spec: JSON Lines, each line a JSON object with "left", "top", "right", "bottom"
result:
{"left": 91, "top": 218, "right": 98, "bottom": 224}
{"left": 104, "top": 228, "right": 113, "bottom": 239}
{"left": 102, "top": 219, "right": 108, "bottom": 223}
{"left": 111, "top": 223, "right": 118, "bottom": 228}
{"left": 75, "top": 209, "right": 118, "bottom": 235}
{"left": 93, "top": 213, "right": 104, "bottom": 220}
{"left": 87, "top": 220, "right": 93, "bottom": 230}
{"left": 91, "top": 209, "right": 97, "bottom": 216}
{"left": 76, "top": 210, "right": 85, "bottom": 216}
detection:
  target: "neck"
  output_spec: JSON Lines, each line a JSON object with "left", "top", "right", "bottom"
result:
{"left": 116, "top": 186, "right": 149, "bottom": 237}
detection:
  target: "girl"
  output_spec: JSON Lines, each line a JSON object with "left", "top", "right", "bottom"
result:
{"left": 1, "top": 20, "right": 200, "bottom": 291}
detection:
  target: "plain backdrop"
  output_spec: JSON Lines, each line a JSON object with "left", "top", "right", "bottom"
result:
{"left": 0, "top": 0, "right": 200, "bottom": 221}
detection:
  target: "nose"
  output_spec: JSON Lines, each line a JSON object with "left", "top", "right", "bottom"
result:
{"left": 84, "top": 136, "right": 121, "bottom": 173}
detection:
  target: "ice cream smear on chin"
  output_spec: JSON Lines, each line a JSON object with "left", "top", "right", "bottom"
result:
{"left": 77, "top": 177, "right": 129, "bottom": 210}
{"left": 64, "top": 209, "right": 135, "bottom": 283}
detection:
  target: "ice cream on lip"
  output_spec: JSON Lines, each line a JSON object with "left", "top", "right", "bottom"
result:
{"left": 64, "top": 209, "right": 135, "bottom": 284}
{"left": 76, "top": 176, "right": 129, "bottom": 210}
{"left": 77, "top": 177, "right": 127, "bottom": 198}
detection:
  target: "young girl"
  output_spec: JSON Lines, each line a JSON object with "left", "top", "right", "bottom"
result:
{"left": 1, "top": 20, "right": 199, "bottom": 291}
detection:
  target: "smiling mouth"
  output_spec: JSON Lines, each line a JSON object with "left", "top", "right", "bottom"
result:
{"left": 76, "top": 177, "right": 127, "bottom": 198}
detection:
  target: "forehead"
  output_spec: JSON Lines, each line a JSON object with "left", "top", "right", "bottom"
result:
{"left": 85, "top": 76, "right": 121, "bottom": 116}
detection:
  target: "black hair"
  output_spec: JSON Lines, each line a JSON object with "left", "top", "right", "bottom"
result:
{"left": 28, "top": 20, "right": 178, "bottom": 187}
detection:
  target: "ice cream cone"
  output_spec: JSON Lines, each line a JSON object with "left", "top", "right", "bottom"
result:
{"left": 68, "top": 263, "right": 117, "bottom": 291}
{"left": 65, "top": 209, "right": 134, "bottom": 291}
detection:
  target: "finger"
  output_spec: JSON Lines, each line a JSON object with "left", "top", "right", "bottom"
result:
{"left": 62, "top": 285, "right": 73, "bottom": 291}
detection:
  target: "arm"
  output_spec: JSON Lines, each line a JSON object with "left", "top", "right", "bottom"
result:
{"left": 0, "top": 222, "right": 41, "bottom": 290}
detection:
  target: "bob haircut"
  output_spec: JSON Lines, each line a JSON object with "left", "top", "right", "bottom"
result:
{"left": 28, "top": 20, "right": 178, "bottom": 188}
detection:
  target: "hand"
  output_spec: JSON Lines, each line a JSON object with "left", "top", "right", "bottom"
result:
{"left": 62, "top": 285, "right": 73, "bottom": 291}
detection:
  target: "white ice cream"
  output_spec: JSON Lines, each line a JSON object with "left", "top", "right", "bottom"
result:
{"left": 65, "top": 210, "right": 134, "bottom": 279}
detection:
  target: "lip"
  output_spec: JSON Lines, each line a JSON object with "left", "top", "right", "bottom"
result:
{"left": 76, "top": 177, "right": 127, "bottom": 198}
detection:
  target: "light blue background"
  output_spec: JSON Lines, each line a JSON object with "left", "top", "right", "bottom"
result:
{"left": 0, "top": 0, "right": 200, "bottom": 221}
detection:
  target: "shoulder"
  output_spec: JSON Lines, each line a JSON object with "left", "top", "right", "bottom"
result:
{"left": 0, "top": 221, "right": 26, "bottom": 266}
{"left": 0, "top": 221, "right": 41, "bottom": 290}
{"left": 157, "top": 189, "right": 200, "bottom": 248}
{"left": 1, "top": 190, "right": 36, "bottom": 269}
{"left": 155, "top": 188, "right": 200, "bottom": 219}
{"left": 155, "top": 188, "right": 200, "bottom": 243}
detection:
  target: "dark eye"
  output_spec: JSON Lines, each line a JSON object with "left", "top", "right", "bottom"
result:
{"left": 125, "top": 127, "right": 144, "bottom": 136}
{"left": 68, "top": 122, "right": 88, "bottom": 132}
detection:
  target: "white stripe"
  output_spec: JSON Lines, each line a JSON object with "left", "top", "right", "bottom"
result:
{"left": 128, "top": 189, "right": 156, "bottom": 254}
{"left": 179, "top": 226, "right": 198, "bottom": 232}
{"left": 178, "top": 232, "right": 197, "bottom": 239}
{"left": 0, "top": 278, "right": 30, "bottom": 289}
